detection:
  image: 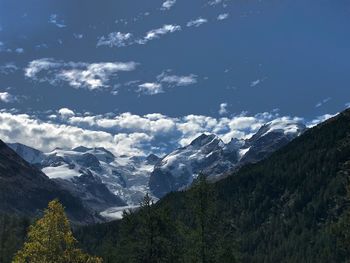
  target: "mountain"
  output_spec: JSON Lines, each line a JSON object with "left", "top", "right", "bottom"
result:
{"left": 8, "top": 144, "right": 154, "bottom": 210}
{"left": 149, "top": 119, "right": 306, "bottom": 198}
{"left": 0, "top": 140, "right": 99, "bottom": 224}
{"left": 149, "top": 134, "right": 240, "bottom": 198}
{"left": 239, "top": 118, "right": 306, "bottom": 164}
{"left": 75, "top": 108, "right": 350, "bottom": 263}
{"left": 7, "top": 119, "right": 306, "bottom": 211}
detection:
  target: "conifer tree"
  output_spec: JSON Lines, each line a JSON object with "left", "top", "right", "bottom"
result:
{"left": 117, "top": 193, "right": 179, "bottom": 263}
{"left": 13, "top": 200, "right": 102, "bottom": 263}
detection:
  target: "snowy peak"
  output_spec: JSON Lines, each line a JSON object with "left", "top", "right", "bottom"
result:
{"left": 240, "top": 119, "right": 307, "bottom": 165}
{"left": 149, "top": 133, "right": 239, "bottom": 198}
{"left": 7, "top": 142, "right": 46, "bottom": 164}
{"left": 247, "top": 119, "right": 306, "bottom": 146}
{"left": 149, "top": 121, "right": 307, "bottom": 198}
{"left": 190, "top": 134, "right": 219, "bottom": 148}
{"left": 7, "top": 141, "right": 154, "bottom": 209}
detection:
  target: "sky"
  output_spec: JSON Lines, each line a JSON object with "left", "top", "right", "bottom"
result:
{"left": 0, "top": 0, "right": 349, "bottom": 157}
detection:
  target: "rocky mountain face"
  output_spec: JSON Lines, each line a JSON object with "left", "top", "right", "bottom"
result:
{"left": 0, "top": 140, "right": 100, "bottom": 225}
{"left": 8, "top": 143, "right": 155, "bottom": 210}
{"left": 149, "top": 119, "right": 306, "bottom": 198}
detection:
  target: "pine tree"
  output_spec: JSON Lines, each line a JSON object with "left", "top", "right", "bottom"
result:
{"left": 188, "top": 173, "right": 238, "bottom": 263}
{"left": 13, "top": 200, "right": 102, "bottom": 263}
{"left": 116, "top": 193, "right": 180, "bottom": 263}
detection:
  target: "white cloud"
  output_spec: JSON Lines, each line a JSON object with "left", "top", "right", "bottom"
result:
{"left": 25, "top": 58, "right": 62, "bottom": 79}
{"left": 25, "top": 59, "right": 138, "bottom": 90}
{"left": 307, "top": 113, "right": 336, "bottom": 127}
{"left": 217, "top": 13, "right": 229, "bottom": 20}
{"left": 315, "top": 97, "right": 331, "bottom": 108}
{"left": 0, "top": 92, "right": 16, "bottom": 103}
{"left": 58, "top": 108, "right": 75, "bottom": 118}
{"left": 138, "top": 83, "right": 163, "bottom": 95}
{"left": 49, "top": 14, "right": 66, "bottom": 28}
{"left": 346, "top": 102, "right": 350, "bottom": 108}
{"left": 97, "top": 32, "right": 133, "bottom": 47}
{"left": 73, "top": 33, "right": 84, "bottom": 39}
{"left": 219, "top": 103, "right": 228, "bottom": 115}
{"left": 209, "top": 0, "right": 223, "bottom": 5}
{"left": 138, "top": 24, "right": 181, "bottom": 44}
{"left": 15, "top": 48, "right": 24, "bottom": 54}
{"left": 187, "top": 18, "right": 208, "bottom": 27}
{"left": 0, "top": 63, "right": 18, "bottom": 75}
{"left": 135, "top": 71, "right": 197, "bottom": 95}
{"left": 157, "top": 72, "right": 197, "bottom": 86}
{"left": 250, "top": 79, "right": 262, "bottom": 87}
{"left": 161, "top": 0, "right": 176, "bottom": 10}
{"left": 0, "top": 109, "right": 318, "bottom": 158}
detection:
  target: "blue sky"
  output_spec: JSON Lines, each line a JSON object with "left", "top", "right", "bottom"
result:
{"left": 0, "top": 0, "right": 349, "bottom": 156}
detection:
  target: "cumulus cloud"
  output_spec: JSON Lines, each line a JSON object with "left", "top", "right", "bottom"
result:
{"left": 58, "top": 108, "right": 75, "bottom": 118}
{"left": 0, "top": 108, "right": 306, "bottom": 157}
{"left": 187, "top": 18, "right": 208, "bottom": 27}
{"left": 219, "top": 103, "right": 228, "bottom": 115}
{"left": 25, "top": 58, "right": 138, "bottom": 90}
{"left": 0, "top": 92, "right": 16, "bottom": 103}
{"left": 97, "top": 32, "right": 133, "bottom": 47}
{"left": 49, "top": 14, "right": 66, "bottom": 28}
{"left": 138, "top": 24, "right": 181, "bottom": 44}
{"left": 138, "top": 83, "right": 164, "bottom": 95}
{"left": 217, "top": 13, "right": 229, "bottom": 20}
{"left": 161, "top": 0, "right": 176, "bottom": 10}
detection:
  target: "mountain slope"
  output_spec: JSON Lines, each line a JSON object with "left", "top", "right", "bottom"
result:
{"left": 149, "top": 119, "right": 306, "bottom": 198}
{"left": 0, "top": 140, "right": 99, "bottom": 224}
{"left": 8, "top": 144, "right": 151, "bottom": 208}
{"left": 76, "top": 108, "right": 350, "bottom": 262}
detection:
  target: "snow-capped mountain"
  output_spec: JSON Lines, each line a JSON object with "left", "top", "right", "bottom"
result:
{"left": 149, "top": 119, "right": 307, "bottom": 198}
{"left": 239, "top": 119, "right": 306, "bottom": 165}
{"left": 7, "top": 118, "right": 306, "bottom": 212}
{"left": 8, "top": 143, "right": 156, "bottom": 210}
{"left": 149, "top": 134, "right": 240, "bottom": 198}
{"left": 0, "top": 140, "right": 100, "bottom": 225}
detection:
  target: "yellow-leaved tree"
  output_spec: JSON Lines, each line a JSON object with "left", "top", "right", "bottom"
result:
{"left": 12, "top": 200, "right": 102, "bottom": 263}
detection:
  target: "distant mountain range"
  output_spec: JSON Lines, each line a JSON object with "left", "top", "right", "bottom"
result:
{"left": 3, "top": 118, "right": 306, "bottom": 221}
{"left": 149, "top": 119, "right": 306, "bottom": 197}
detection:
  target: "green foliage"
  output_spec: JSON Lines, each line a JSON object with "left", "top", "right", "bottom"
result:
{"left": 75, "top": 110, "right": 350, "bottom": 262}
{"left": 13, "top": 200, "right": 102, "bottom": 263}
{"left": 0, "top": 214, "right": 29, "bottom": 263}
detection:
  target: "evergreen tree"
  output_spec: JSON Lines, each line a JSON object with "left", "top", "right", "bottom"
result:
{"left": 13, "top": 200, "right": 102, "bottom": 263}
{"left": 186, "top": 174, "right": 217, "bottom": 262}
{"left": 187, "top": 173, "right": 239, "bottom": 263}
{"left": 116, "top": 194, "right": 180, "bottom": 263}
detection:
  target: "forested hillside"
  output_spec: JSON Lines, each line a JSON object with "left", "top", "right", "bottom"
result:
{"left": 1, "top": 109, "right": 350, "bottom": 262}
{"left": 74, "top": 109, "right": 350, "bottom": 262}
